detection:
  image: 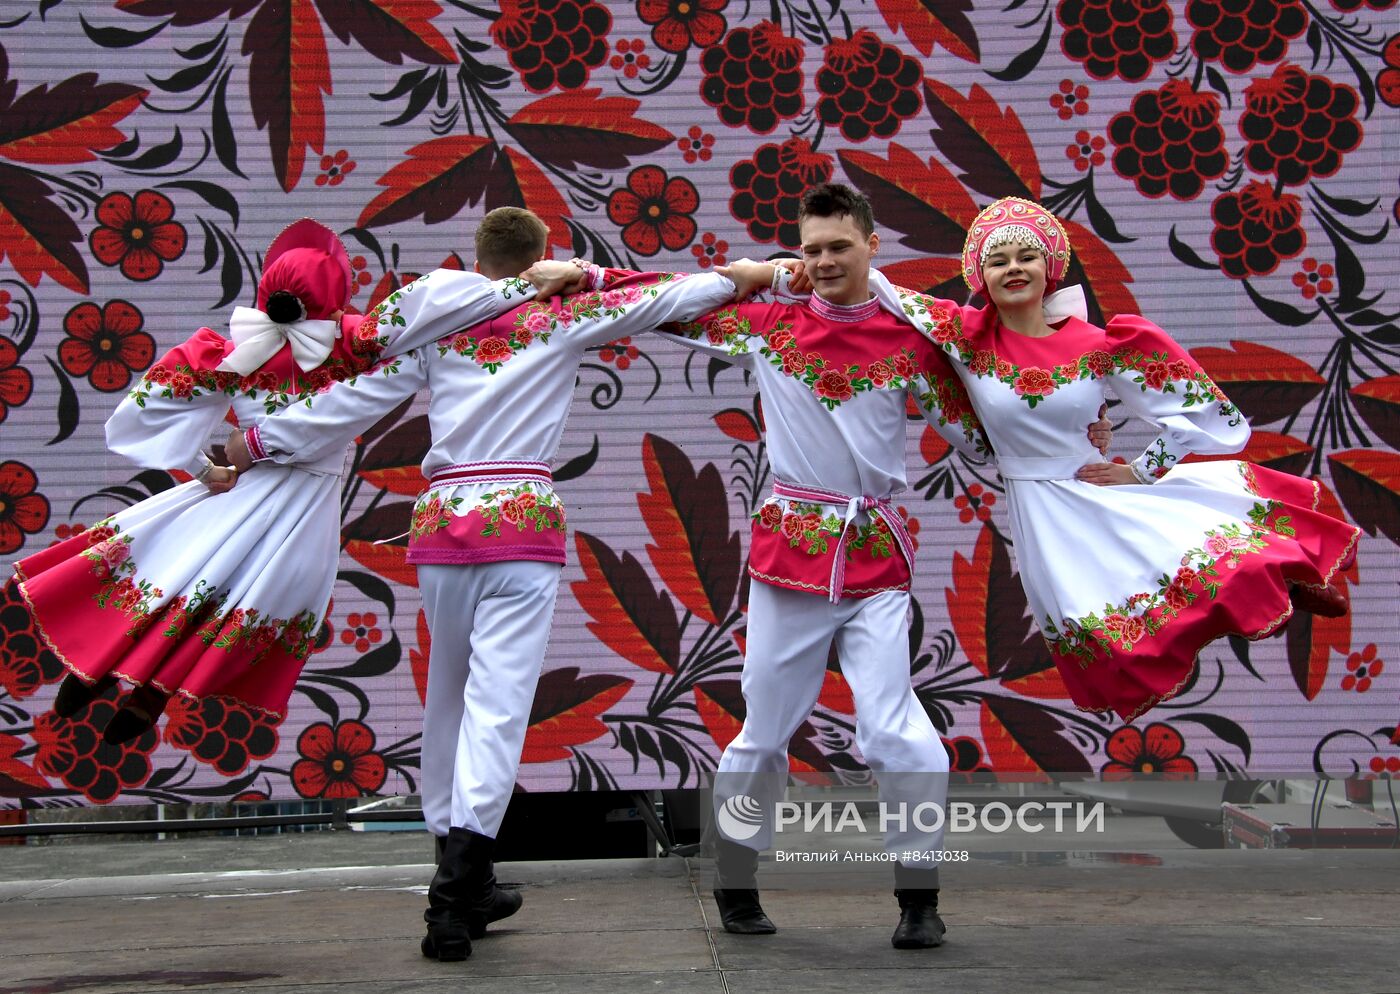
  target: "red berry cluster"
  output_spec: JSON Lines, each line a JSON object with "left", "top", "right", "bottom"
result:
{"left": 1057, "top": 0, "right": 1176, "bottom": 82}
{"left": 32, "top": 694, "right": 157, "bottom": 803}
{"left": 815, "top": 30, "right": 923, "bottom": 142}
{"left": 597, "top": 337, "right": 640, "bottom": 371}
{"left": 163, "top": 695, "right": 280, "bottom": 777}
{"left": 1210, "top": 181, "right": 1305, "bottom": 279}
{"left": 491, "top": 0, "right": 611, "bottom": 93}
{"left": 1382, "top": 36, "right": 1400, "bottom": 109}
{"left": 700, "top": 21, "right": 805, "bottom": 134}
{"left": 1186, "top": 0, "right": 1307, "bottom": 74}
{"left": 1108, "top": 80, "right": 1228, "bottom": 200}
{"left": 729, "top": 138, "right": 834, "bottom": 248}
{"left": 0, "top": 578, "right": 63, "bottom": 699}
{"left": 1328, "top": 0, "right": 1397, "bottom": 9}
{"left": 1240, "top": 64, "right": 1362, "bottom": 186}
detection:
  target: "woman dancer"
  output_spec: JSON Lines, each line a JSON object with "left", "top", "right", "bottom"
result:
{"left": 881, "top": 197, "right": 1359, "bottom": 721}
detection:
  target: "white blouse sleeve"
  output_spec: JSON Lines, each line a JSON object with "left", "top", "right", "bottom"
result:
{"left": 350, "top": 270, "right": 542, "bottom": 359}
{"left": 248, "top": 350, "right": 431, "bottom": 468}
{"left": 105, "top": 330, "right": 237, "bottom": 477}
{"left": 1103, "top": 314, "right": 1250, "bottom": 481}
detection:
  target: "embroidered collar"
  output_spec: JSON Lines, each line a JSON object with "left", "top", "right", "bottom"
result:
{"left": 810, "top": 293, "right": 881, "bottom": 323}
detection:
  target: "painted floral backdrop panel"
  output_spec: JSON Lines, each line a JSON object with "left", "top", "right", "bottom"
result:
{"left": 1, "top": 1, "right": 1397, "bottom": 807}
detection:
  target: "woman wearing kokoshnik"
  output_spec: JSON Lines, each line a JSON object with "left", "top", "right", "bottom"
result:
{"left": 877, "top": 197, "right": 1360, "bottom": 722}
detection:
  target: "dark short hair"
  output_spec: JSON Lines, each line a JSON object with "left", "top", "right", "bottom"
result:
{"left": 798, "top": 183, "right": 875, "bottom": 237}
{"left": 475, "top": 207, "right": 549, "bottom": 274}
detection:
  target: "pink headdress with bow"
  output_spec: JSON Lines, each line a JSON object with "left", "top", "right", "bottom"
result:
{"left": 218, "top": 219, "right": 352, "bottom": 377}
{"left": 961, "top": 197, "right": 1072, "bottom": 297}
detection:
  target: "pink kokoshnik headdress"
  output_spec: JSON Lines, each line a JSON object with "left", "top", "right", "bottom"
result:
{"left": 217, "top": 218, "right": 353, "bottom": 377}
{"left": 962, "top": 197, "right": 1073, "bottom": 295}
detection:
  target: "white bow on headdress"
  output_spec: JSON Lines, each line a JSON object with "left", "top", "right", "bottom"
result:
{"left": 215, "top": 306, "right": 339, "bottom": 377}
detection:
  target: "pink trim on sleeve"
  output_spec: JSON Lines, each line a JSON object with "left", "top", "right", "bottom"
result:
{"left": 244, "top": 425, "right": 269, "bottom": 462}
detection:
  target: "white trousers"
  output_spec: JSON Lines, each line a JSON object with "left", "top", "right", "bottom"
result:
{"left": 418, "top": 560, "right": 561, "bottom": 839}
{"left": 716, "top": 583, "right": 949, "bottom": 858}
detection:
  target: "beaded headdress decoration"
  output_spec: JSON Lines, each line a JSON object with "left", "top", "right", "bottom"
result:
{"left": 961, "top": 197, "right": 1072, "bottom": 296}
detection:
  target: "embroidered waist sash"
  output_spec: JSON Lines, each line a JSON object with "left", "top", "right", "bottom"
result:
{"left": 770, "top": 479, "right": 917, "bottom": 604}
{"left": 408, "top": 460, "right": 565, "bottom": 566}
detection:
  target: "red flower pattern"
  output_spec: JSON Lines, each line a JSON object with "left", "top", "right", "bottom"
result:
{"left": 0, "top": 461, "right": 49, "bottom": 555}
{"left": 89, "top": 190, "right": 187, "bottom": 281}
{"left": 291, "top": 720, "right": 387, "bottom": 798}
{"left": 691, "top": 231, "right": 728, "bottom": 268}
{"left": 1101, "top": 723, "right": 1199, "bottom": 779}
{"left": 607, "top": 165, "right": 699, "bottom": 255}
{"left": 339, "top": 611, "right": 383, "bottom": 654}
{"left": 1050, "top": 79, "right": 1091, "bottom": 119}
{"left": 610, "top": 38, "right": 651, "bottom": 78}
{"left": 59, "top": 300, "right": 154, "bottom": 392}
{"left": 638, "top": 0, "right": 726, "bottom": 53}
{"left": 0, "top": 337, "right": 33, "bottom": 423}
{"left": 316, "top": 149, "right": 356, "bottom": 187}
{"left": 677, "top": 125, "right": 715, "bottom": 164}
{"left": 952, "top": 484, "right": 996, "bottom": 524}
{"left": 1342, "top": 644, "right": 1383, "bottom": 693}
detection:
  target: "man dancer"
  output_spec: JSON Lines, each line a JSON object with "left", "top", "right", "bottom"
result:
{"left": 227, "top": 207, "right": 778, "bottom": 961}
{"left": 659, "top": 183, "right": 1110, "bottom": 948}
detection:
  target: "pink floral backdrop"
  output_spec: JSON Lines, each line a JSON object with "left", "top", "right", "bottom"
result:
{"left": 1, "top": 1, "right": 1397, "bottom": 808}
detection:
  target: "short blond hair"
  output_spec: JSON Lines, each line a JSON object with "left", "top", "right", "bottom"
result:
{"left": 475, "top": 208, "right": 549, "bottom": 274}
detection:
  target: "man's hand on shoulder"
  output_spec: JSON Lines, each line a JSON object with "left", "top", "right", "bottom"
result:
{"left": 717, "top": 258, "right": 777, "bottom": 301}
{"left": 523, "top": 259, "right": 590, "bottom": 301}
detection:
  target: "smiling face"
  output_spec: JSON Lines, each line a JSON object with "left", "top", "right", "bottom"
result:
{"left": 799, "top": 212, "right": 878, "bottom": 306}
{"left": 980, "top": 239, "right": 1048, "bottom": 311}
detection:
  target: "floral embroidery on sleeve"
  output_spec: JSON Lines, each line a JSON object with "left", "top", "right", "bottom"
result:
{"left": 435, "top": 275, "right": 683, "bottom": 372}
{"left": 670, "top": 305, "right": 754, "bottom": 356}
{"left": 129, "top": 354, "right": 383, "bottom": 415}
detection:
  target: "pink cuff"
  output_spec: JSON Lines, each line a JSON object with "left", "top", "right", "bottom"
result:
{"left": 244, "top": 425, "right": 269, "bottom": 462}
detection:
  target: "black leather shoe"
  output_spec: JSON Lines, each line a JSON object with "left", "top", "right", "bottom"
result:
{"left": 53, "top": 674, "right": 115, "bottom": 719}
{"left": 713, "top": 888, "right": 777, "bottom": 934}
{"left": 891, "top": 888, "right": 945, "bottom": 949}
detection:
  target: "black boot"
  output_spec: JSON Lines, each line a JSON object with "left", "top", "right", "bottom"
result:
{"left": 712, "top": 840, "right": 776, "bottom": 935}
{"left": 422, "top": 828, "right": 475, "bottom": 961}
{"left": 466, "top": 845, "right": 523, "bottom": 940}
{"left": 422, "top": 828, "right": 523, "bottom": 960}
{"left": 53, "top": 674, "right": 116, "bottom": 719}
{"left": 890, "top": 869, "right": 945, "bottom": 949}
{"left": 102, "top": 685, "right": 169, "bottom": 745}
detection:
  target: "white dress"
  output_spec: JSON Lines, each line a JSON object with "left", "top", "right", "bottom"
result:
{"left": 882, "top": 277, "right": 1361, "bottom": 721}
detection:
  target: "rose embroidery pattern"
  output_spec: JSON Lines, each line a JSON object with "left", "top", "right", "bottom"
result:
{"left": 754, "top": 500, "right": 895, "bottom": 560}
{"left": 1044, "top": 499, "right": 1298, "bottom": 664}
{"left": 410, "top": 494, "right": 465, "bottom": 540}
{"left": 477, "top": 485, "right": 566, "bottom": 539}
